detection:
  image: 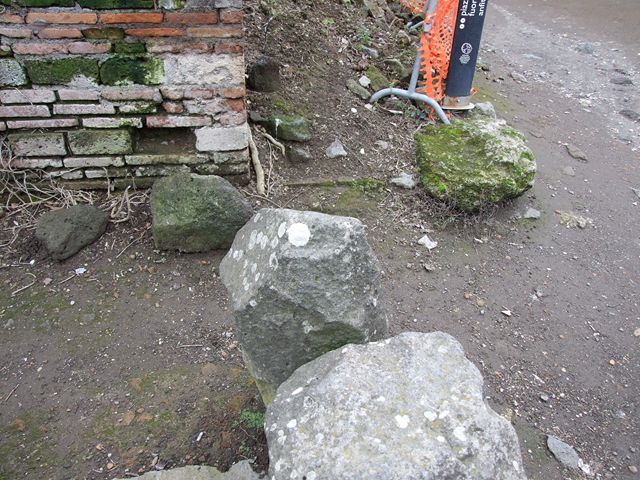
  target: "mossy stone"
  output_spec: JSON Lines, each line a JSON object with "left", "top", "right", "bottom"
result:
{"left": 114, "top": 43, "right": 146, "bottom": 54}
{"left": 24, "top": 58, "right": 99, "bottom": 85}
{"left": 68, "top": 129, "right": 133, "bottom": 155}
{"left": 100, "top": 56, "right": 164, "bottom": 86}
{"left": 254, "top": 114, "right": 312, "bottom": 142}
{"left": 83, "top": 28, "right": 125, "bottom": 40}
{"left": 415, "top": 117, "right": 536, "bottom": 212}
{"left": 365, "top": 65, "right": 392, "bottom": 91}
{"left": 78, "top": 0, "right": 154, "bottom": 8}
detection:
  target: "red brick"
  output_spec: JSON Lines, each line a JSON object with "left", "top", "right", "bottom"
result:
{"left": 0, "top": 14, "right": 24, "bottom": 24}
{"left": 125, "top": 28, "right": 182, "bottom": 37}
{"left": 101, "top": 86, "right": 159, "bottom": 101}
{"left": 12, "top": 42, "right": 68, "bottom": 55}
{"left": 57, "top": 89, "right": 99, "bottom": 101}
{"left": 146, "top": 40, "right": 210, "bottom": 53}
{"left": 146, "top": 115, "right": 212, "bottom": 128}
{"left": 162, "top": 102, "right": 184, "bottom": 114}
{"left": 219, "top": 86, "right": 246, "bottom": 98}
{"left": 26, "top": 12, "right": 97, "bottom": 25}
{"left": 37, "top": 28, "right": 83, "bottom": 39}
{"left": 187, "top": 26, "right": 242, "bottom": 38}
{"left": 0, "top": 27, "right": 32, "bottom": 38}
{"left": 220, "top": 9, "right": 243, "bottom": 24}
{"left": 0, "top": 89, "right": 55, "bottom": 104}
{"left": 160, "top": 87, "right": 184, "bottom": 100}
{"left": 165, "top": 12, "right": 218, "bottom": 24}
{"left": 67, "top": 42, "right": 111, "bottom": 54}
{"left": 7, "top": 118, "right": 78, "bottom": 129}
{"left": 100, "top": 12, "right": 164, "bottom": 24}
{"left": 215, "top": 42, "right": 244, "bottom": 54}
{"left": 183, "top": 87, "right": 215, "bottom": 99}
{"left": 0, "top": 105, "right": 51, "bottom": 118}
{"left": 225, "top": 99, "right": 245, "bottom": 112}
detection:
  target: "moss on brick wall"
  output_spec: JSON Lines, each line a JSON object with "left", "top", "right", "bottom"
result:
{"left": 24, "top": 58, "right": 100, "bottom": 85}
{"left": 100, "top": 56, "right": 164, "bottom": 86}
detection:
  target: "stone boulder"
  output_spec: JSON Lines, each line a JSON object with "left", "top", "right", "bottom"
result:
{"left": 415, "top": 117, "right": 536, "bottom": 212}
{"left": 247, "top": 56, "right": 281, "bottom": 92}
{"left": 150, "top": 173, "right": 253, "bottom": 252}
{"left": 266, "top": 332, "right": 527, "bottom": 480}
{"left": 114, "top": 461, "right": 263, "bottom": 480}
{"left": 219, "top": 208, "right": 387, "bottom": 404}
{"left": 36, "top": 205, "right": 108, "bottom": 261}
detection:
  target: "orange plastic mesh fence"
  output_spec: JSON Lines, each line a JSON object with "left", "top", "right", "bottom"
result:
{"left": 417, "top": 0, "right": 459, "bottom": 102}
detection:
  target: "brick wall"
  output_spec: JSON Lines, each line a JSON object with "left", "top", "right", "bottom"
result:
{"left": 0, "top": 0, "right": 248, "bottom": 189}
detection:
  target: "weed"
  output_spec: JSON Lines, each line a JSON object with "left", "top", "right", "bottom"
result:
{"left": 238, "top": 410, "right": 265, "bottom": 430}
{"left": 356, "top": 26, "right": 372, "bottom": 47}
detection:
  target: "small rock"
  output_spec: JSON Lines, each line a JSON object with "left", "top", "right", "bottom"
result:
{"left": 474, "top": 101, "right": 496, "bottom": 118}
{"left": 610, "top": 76, "right": 633, "bottom": 86}
{"left": 365, "top": 65, "right": 390, "bottom": 91}
{"left": 358, "top": 75, "right": 371, "bottom": 88}
{"left": 36, "top": 205, "right": 109, "bottom": 261}
{"left": 575, "top": 42, "right": 596, "bottom": 54}
{"left": 562, "top": 166, "right": 576, "bottom": 176}
{"left": 390, "top": 172, "right": 416, "bottom": 189}
{"left": 620, "top": 109, "right": 640, "bottom": 122}
{"left": 540, "top": 394, "right": 550, "bottom": 402}
{"left": 510, "top": 71, "right": 527, "bottom": 83}
{"left": 634, "top": 327, "right": 640, "bottom": 337}
{"left": 374, "top": 140, "right": 390, "bottom": 150}
{"left": 285, "top": 144, "right": 312, "bottom": 164}
{"left": 417, "top": 234, "right": 437, "bottom": 250}
{"left": 346, "top": 79, "right": 371, "bottom": 100}
{"left": 566, "top": 144, "right": 588, "bottom": 162}
{"left": 326, "top": 139, "right": 347, "bottom": 158}
{"left": 556, "top": 210, "right": 590, "bottom": 229}
{"left": 547, "top": 435, "right": 581, "bottom": 470}
{"left": 361, "top": 47, "right": 379, "bottom": 58}
{"left": 523, "top": 207, "right": 541, "bottom": 219}
{"left": 614, "top": 410, "right": 626, "bottom": 419}
{"left": 629, "top": 466, "right": 638, "bottom": 474}
{"left": 247, "top": 56, "right": 281, "bottom": 92}
{"left": 383, "top": 58, "right": 410, "bottom": 79}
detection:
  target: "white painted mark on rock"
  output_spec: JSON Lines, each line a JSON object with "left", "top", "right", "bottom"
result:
{"left": 287, "top": 223, "right": 311, "bottom": 247}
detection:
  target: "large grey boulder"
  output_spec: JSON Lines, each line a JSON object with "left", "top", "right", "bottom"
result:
{"left": 36, "top": 205, "right": 108, "bottom": 261}
{"left": 150, "top": 173, "right": 253, "bottom": 252}
{"left": 114, "top": 461, "right": 263, "bottom": 480}
{"left": 266, "top": 332, "right": 527, "bottom": 480}
{"left": 219, "top": 208, "right": 387, "bottom": 404}
{"left": 415, "top": 117, "right": 536, "bottom": 212}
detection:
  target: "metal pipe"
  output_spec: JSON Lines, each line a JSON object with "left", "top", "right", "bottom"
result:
{"left": 369, "top": 88, "right": 450, "bottom": 124}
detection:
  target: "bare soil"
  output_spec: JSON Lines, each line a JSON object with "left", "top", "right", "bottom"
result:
{"left": 1, "top": 0, "right": 639, "bottom": 479}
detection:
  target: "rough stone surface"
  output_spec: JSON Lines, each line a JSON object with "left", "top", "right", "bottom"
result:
{"left": 254, "top": 115, "right": 311, "bottom": 142}
{"left": 415, "top": 117, "right": 536, "bottom": 212}
{"left": 247, "top": 56, "right": 281, "bottom": 92}
{"left": 0, "top": 59, "right": 27, "bottom": 86}
{"left": 36, "top": 205, "right": 109, "bottom": 261}
{"left": 285, "top": 144, "right": 312, "bottom": 163}
{"left": 390, "top": 172, "right": 416, "bottom": 189}
{"left": 346, "top": 79, "right": 370, "bottom": 100}
{"left": 68, "top": 129, "right": 133, "bottom": 155}
{"left": 474, "top": 101, "right": 497, "bottom": 118}
{"left": 8, "top": 133, "right": 67, "bottom": 157}
{"left": 266, "top": 332, "right": 527, "bottom": 480}
{"left": 547, "top": 436, "right": 580, "bottom": 470}
{"left": 151, "top": 173, "right": 253, "bottom": 252}
{"left": 196, "top": 124, "right": 249, "bottom": 152}
{"left": 114, "top": 461, "right": 263, "bottom": 480}
{"left": 219, "top": 208, "right": 387, "bottom": 404}
{"left": 164, "top": 54, "right": 244, "bottom": 86}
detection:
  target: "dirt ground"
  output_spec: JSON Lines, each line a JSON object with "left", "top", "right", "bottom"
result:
{"left": 1, "top": 0, "right": 639, "bottom": 479}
